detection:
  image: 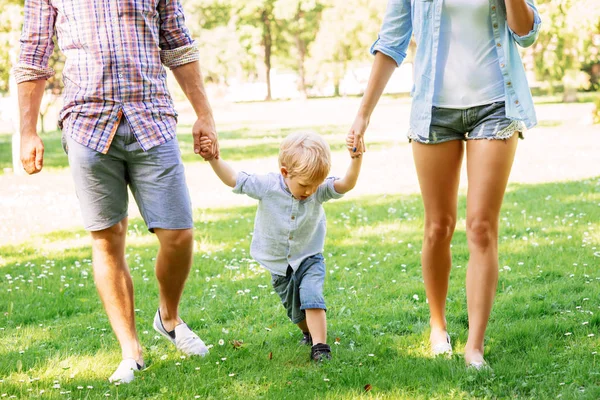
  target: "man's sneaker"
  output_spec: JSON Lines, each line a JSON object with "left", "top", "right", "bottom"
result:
{"left": 299, "top": 331, "right": 312, "bottom": 346}
{"left": 108, "top": 358, "right": 144, "bottom": 384}
{"left": 311, "top": 343, "right": 332, "bottom": 362}
{"left": 153, "top": 309, "right": 209, "bottom": 356}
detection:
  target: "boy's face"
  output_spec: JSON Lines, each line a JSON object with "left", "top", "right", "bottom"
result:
{"left": 281, "top": 168, "right": 323, "bottom": 201}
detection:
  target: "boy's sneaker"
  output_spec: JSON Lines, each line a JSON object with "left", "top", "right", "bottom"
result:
{"left": 299, "top": 332, "right": 312, "bottom": 346}
{"left": 108, "top": 359, "right": 144, "bottom": 384}
{"left": 311, "top": 343, "right": 332, "bottom": 362}
{"left": 153, "top": 309, "right": 209, "bottom": 356}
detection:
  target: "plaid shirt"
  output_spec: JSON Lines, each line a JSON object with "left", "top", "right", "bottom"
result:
{"left": 14, "top": 0, "right": 200, "bottom": 153}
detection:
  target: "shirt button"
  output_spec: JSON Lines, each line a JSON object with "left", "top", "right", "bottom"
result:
{"left": 289, "top": 235, "right": 293, "bottom": 240}
{"left": 118, "top": 73, "right": 123, "bottom": 78}
{"left": 507, "top": 82, "right": 512, "bottom": 86}
{"left": 496, "top": 43, "right": 502, "bottom": 47}
{"left": 493, "top": 23, "right": 498, "bottom": 28}
{"left": 500, "top": 63, "right": 505, "bottom": 68}
{"left": 287, "top": 254, "right": 291, "bottom": 258}
{"left": 291, "top": 216, "right": 295, "bottom": 220}
{"left": 491, "top": 6, "right": 496, "bottom": 10}
{"left": 515, "top": 100, "right": 520, "bottom": 105}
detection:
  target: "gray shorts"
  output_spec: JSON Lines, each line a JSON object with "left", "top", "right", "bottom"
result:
{"left": 63, "top": 120, "right": 193, "bottom": 232}
{"left": 271, "top": 254, "right": 326, "bottom": 324}
{"left": 408, "top": 102, "right": 526, "bottom": 144}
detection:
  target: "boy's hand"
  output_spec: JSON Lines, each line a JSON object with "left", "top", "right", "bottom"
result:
{"left": 193, "top": 116, "right": 220, "bottom": 161}
{"left": 346, "top": 133, "right": 362, "bottom": 159}
{"left": 199, "top": 137, "right": 213, "bottom": 159}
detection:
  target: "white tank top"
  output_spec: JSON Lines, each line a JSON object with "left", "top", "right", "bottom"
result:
{"left": 432, "top": 0, "right": 505, "bottom": 108}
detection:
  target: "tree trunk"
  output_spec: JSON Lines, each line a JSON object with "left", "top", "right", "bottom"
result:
{"left": 39, "top": 112, "right": 46, "bottom": 134}
{"left": 262, "top": 9, "right": 273, "bottom": 101}
{"left": 295, "top": 6, "right": 307, "bottom": 98}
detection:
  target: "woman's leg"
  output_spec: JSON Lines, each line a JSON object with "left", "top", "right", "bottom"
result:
{"left": 464, "top": 134, "right": 518, "bottom": 365}
{"left": 412, "top": 140, "right": 464, "bottom": 348}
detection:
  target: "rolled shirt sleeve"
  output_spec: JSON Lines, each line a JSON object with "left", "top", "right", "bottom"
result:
{"left": 13, "top": 0, "right": 57, "bottom": 83}
{"left": 370, "top": 0, "right": 412, "bottom": 67}
{"left": 509, "top": 0, "right": 542, "bottom": 48}
{"left": 315, "top": 177, "right": 344, "bottom": 204}
{"left": 157, "top": 0, "right": 200, "bottom": 69}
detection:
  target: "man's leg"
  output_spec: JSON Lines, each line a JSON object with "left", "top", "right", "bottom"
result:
{"left": 154, "top": 228, "right": 194, "bottom": 331}
{"left": 64, "top": 128, "right": 143, "bottom": 382}
{"left": 91, "top": 217, "right": 144, "bottom": 365}
{"left": 126, "top": 135, "right": 207, "bottom": 355}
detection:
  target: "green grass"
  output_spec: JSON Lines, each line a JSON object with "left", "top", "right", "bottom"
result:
{"left": 0, "top": 125, "right": 392, "bottom": 173}
{"left": 0, "top": 177, "right": 599, "bottom": 399}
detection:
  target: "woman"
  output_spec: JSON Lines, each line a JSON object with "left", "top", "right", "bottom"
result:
{"left": 349, "top": 0, "right": 541, "bottom": 368}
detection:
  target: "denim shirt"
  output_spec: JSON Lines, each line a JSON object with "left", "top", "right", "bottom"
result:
{"left": 233, "top": 172, "right": 343, "bottom": 276}
{"left": 371, "top": 0, "right": 541, "bottom": 140}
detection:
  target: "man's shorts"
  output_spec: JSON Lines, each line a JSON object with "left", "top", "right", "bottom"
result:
{"left": 63, "top": 120, "right": 193, "bottom": 232}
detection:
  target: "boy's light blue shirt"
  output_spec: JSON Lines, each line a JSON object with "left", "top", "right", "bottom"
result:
{"left": 371, "top": 0, "right": 541, "bottom": 141}
{"left": 233, "top": 172, "right": 343, "bottom": 276}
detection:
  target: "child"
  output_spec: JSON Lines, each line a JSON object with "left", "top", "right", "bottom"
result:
{"left": 204, "top": 131, "right": 362, "bottom": 361}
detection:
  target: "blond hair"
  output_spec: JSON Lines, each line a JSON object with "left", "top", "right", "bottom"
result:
{"left": 278, "top": 132, "right": 331, "bottom": 183}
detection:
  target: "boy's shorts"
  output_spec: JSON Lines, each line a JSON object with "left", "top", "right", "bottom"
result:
{"left": 408, "top": 102, "right": 526, "bottom": 144}
{"left": 62, "top": 120, "right": 193, "bottom": 232}
{"left": 271, "top": 254, "right": 326, "bottom": 324}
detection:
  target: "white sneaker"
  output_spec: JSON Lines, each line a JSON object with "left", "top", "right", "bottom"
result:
{"left": 431, "top": 333, "right": 453, "bottom": 357}
{"left": 108, "top": 358, "right": 144, "bottom": 384}
{"left": 153, "top": 309, "right": 209, "bottom": 357}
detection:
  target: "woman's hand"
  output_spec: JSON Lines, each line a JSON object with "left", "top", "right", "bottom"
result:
{"left": 348, "top": 115, "right": 369, "bottom": 157}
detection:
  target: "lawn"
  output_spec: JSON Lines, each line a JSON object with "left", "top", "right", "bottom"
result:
{"left": 0, "top": 177, "right": 598, "bottom": 399}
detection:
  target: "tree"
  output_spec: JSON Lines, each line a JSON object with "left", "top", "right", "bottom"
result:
{"left": 275, "top": 0, "right": 325, "bottom": 97}
{"left": 531, "top": 0, "right": 600, "bottom": 100}
{"left": 235, "top": 0, "right": 281, "bottom": 100}
{"left": 307, "top": 0, "right": 386, "bottom": 96}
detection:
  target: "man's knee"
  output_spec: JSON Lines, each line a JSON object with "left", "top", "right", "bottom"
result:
{"left": 91, "top": 219, "right": 128, "bottom": 249}
{"left": 158, "top": 228, "right": 194, "bottom": 252}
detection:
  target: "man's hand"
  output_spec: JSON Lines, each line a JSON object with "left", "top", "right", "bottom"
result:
{"left": 21, "top": 132, "right": 45, "bottom": 174}
{"left": 192, "top": 115, "right": 219, "bottom": 161}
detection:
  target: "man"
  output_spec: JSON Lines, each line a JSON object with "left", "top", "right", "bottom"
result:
{"left": 15, "top": 0, "right": 219, "bottom": 383}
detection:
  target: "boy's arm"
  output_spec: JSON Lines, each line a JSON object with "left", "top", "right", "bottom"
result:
{"left": 333, "top": 157, "right": 362, "bottom": 194}
{"left": 333, "top": 132, "right": 363, "bottom": 194}
{"left": 208, "top": 158, "right": 237, "bottom": 188}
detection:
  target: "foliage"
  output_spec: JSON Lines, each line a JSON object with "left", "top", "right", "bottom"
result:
{"left": 531, "top": 0, "right": 600, "bottom": 95}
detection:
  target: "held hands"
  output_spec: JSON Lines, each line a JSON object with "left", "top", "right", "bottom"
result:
{"left": 347, "top": 116, "right": 368, "bottom": 159}
{"left": 193, "top": 115, "right": 220, "bottom": 161}
{"left": 21, "top": 132, "right": 45, "bottom": 174}
{"left": 199, "top": 136, "right": 213, "bottom": 157}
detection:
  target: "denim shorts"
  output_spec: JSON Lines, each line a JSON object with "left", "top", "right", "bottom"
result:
{"left": 408, "top": 102, "right": 526, "bottom": 144}
{"left": 271, "top": 254, "right": 326, "bottom": 324}
{"left": 62, "top": 120, "right": 193, "bottom": 232}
